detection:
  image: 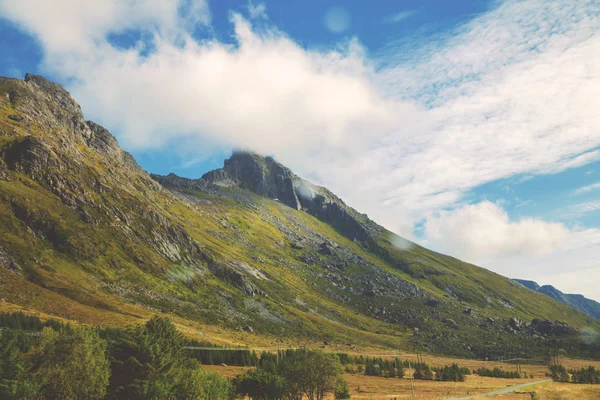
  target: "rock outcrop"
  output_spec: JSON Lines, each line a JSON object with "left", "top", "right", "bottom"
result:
{"left": 155, "top": 151, "right": 381, "bottom": 242}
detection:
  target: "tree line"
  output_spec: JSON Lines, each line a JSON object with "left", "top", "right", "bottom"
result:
{"left": 337, "top": 353, "right": 472, "bottom": 383}
{"left": 185, "top": 340, "right": 259, "bottom": 366}
{"left": 474, "top": 367, "right": 522, "bottom": 379}
{"left": 549, "top": 365, "right": 600, "bottom": 384}
{"left": 0, "top": 312, "right": 350, "bottom": 399}
{"left": 0, "top": 314, "right": 232, "bottom": 399}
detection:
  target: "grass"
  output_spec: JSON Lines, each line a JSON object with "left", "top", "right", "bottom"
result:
{"left": 205, "top": 356, "right": 600, "bottom": 400}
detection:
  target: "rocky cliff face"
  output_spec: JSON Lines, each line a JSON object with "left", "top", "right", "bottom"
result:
{"left": 514, "top": 279, "right": 600, "bottom": 322}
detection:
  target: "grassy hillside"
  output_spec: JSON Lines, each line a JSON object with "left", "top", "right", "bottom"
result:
{"left": 0, "top": 74, "right": 598, "bottom": 359}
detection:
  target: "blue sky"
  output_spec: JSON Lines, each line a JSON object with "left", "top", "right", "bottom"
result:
{"left": 1, "top": 0, "right": 600, "bottom": 300}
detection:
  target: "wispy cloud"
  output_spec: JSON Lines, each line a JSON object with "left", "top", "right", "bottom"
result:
{"left": 561, "top": 201, "right": 600, "bottom": 218}
{"left": 382, "top": 10, "right": 417, "bottom": 25}
{"left": 247, "top": 1, "right": 267, "bottom": 19}
{"left": 572, "top": 182, "right": 600, "bottom": 196}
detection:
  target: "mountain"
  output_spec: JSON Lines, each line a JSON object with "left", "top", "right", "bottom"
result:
{"left": 514, "top": 279, "right": 600, "bottom": 322}
{"left": 0, "top": 74, "right": 599, "bottom": 359}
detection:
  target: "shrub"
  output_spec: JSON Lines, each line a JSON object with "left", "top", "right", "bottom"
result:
{"left": 334, "top": 378, "right": 351, "bottom": 400}
{"left": 570, "top": 366, "right": 600, "bottom": 384}
{"left": 413, "top": 366, "right": 434, "bottom": 380}
{"left": 549, "top": 365, "right": 570, "bottom": 383}
{"left": 435, "top": 364, "right": 466, "bottom": 382}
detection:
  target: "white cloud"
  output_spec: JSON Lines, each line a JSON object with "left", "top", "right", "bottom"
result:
{"left": 573, "top": 182, "right": 600, "bottom": 196}
{"left": 248, "top": 1, "right": 267, "bottom": 19}
{"left": 382, "top": 10, "right": 416, "bottom": 25}
{"left": 0, "top": 0, "right": 423, "bottom": 160}
{"left": 423, "top": 201, "right": 571, "bottom": 260}
{"left": 423, "top": 201, "right": 600, "bottom": 300}
{"left": 561, "top": 201, "right": 600, "bottom": 218}
{"left": 319, "top": 0, "right": 600, "bottom": 235}
{"left": 0, "top": 0, "right": 210, "bottom": 53}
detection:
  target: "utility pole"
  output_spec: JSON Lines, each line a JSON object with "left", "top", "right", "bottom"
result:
{"left": 408, "top": 361, "right": 416, "bottom": 398}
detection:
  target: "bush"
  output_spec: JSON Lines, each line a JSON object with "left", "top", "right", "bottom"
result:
{"left": 334, "top": 378, "right": 351, "bottom": 400}
{"left": 570, "top": 366, "right": 600, "bottom": 384}
{"left": 549, "top": 365, "right": 570, "bottom": 383}
{"left": 435, "top": 364, "right": 466, "bottom": 382}
{"left": 413, "top": 365, "right": 434, "bottom": 380}
{"left": 364, "top": 357, "right": 403, "bottom": 378}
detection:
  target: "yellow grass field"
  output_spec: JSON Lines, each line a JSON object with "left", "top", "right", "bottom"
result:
{"left": 204, "top": 356, "right": 600, "bottom": 400}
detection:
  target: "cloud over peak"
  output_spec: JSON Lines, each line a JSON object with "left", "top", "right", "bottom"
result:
{"left": 424, "top": 201, "right": 571, "bottom": 260}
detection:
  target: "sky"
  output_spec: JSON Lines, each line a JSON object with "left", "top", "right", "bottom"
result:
{"left": 1, "top": 0, "right": 599, "bottom": 301}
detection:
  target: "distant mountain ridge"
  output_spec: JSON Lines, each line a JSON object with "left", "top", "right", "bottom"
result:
{"left": 514, "top": 279, "right": 600, "bottom": 322}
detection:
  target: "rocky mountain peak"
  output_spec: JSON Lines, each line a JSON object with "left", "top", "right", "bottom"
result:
{"left": 202, "top": 151, "right": 302, "bottom": 210}
{"left": 1, "top": 74, "right": 145, "bottom": 176}
{"left": 158, "top": 151, "right": 382, "bottom": 242}
{"left": 20, "top": 73, "right": 85, "bottom": 127}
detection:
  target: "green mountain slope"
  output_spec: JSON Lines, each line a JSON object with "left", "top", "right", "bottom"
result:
{"left": 0, "top": 74, "right": 598, "bottom": 359}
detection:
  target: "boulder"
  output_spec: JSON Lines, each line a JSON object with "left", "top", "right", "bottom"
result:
{"left": 509, "top": 317, "right": 522, "bottom": 330}
{"left": 443, "top": 318, "right": 460, "bottom": 330}
{"left": 319, "top": 242, "right": 333, "bottom": 255}
{"left": 425, "top": 299, "right": 440, "bottom": 307}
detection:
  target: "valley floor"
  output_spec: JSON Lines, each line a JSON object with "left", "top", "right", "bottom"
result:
{"left": 204, "top": 356, "right": 600, "bottom": 399}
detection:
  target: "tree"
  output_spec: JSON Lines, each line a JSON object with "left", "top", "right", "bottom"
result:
{"left": 334, "top": 378, "right": 351, "bottom": 400}
{"left": 549, "top": 365, "right": 570, "bottom": 383}
{"left": 570, "top": 366, "right": 600, "bottom": 384}
{"left": 235, "top": 349, "right": 346, "bottom": 400}
{"left": 106, "top": 316, "right": 186, "bottom": 399}
{"left": 413, "top": 364, "right": 434, "bottom": 380}
{"left": 32, "top": 326, "right": 110, "bottom": 399}
{"left": 199, "top": 367, "right": 234, "bottom": 400}
{"left": 0, "top": 329, "right": 41, "bottom": 399}
{"left": 306, "top": 351, "right": 343, "bottom": 400}
{"left": 234, "top": 369, "right": 288, "bottom": 400}
{"left": 435, "top": 364, "right": 466, "bottom": 382}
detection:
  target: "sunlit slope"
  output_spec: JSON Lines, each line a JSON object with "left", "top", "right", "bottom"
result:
{"left": 0, "top": 74, "right": 598, "bottom": 359}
